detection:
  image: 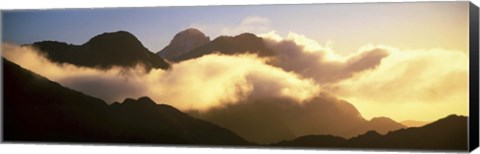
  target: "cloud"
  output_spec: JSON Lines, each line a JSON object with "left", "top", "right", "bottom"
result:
{"left": 2, "top": 43, "right": 149, "bottom": 102}
{"left": 257, "top": 31, "right": 468, "bottom": 122}
{"left": 2, "top": 42, "right": 400, "bottom": 144}
{"left": 189, "top": 92, "right": 401, "bottom": 144}
{"left": 3, "top": 30, "right": 467, "bottom": 143}
{"left": 192, "top": 16, "right": 272, "bottom": 38}
{"left": 331, "top": 45, "right": 469, "bottom": 122}
{"left": 145, "top": 53, "right": 320, "bottom": 111}
{"left": 2, "top": 43, "right": 319, "bottom": 112}
{"left": 260, "top": 31, "right": 390, "bottom": 84}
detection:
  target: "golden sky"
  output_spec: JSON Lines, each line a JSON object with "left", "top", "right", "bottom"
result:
{"left": 259, "top": 2, "right": 470, "bottom": 122}
{"left": 260, "top": 30, "right": 469, "bottom": 122}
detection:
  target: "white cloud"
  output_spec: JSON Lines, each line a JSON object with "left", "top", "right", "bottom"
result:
{"left": 260, "top": 31, "right": 390, "bottom": 84}
{"left": 2, "top": 43, "right": 319, "bottom": 112}
{"left": 331, "top": 45, "right": 469, "bottom": 121}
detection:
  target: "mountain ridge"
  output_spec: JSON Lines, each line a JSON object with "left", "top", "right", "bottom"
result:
{"left": 3, "top": 57, "right": 249, "bottom": 145}
{"left": 4, "top": 28, "right": 468, "bottom": 150}
{"left": 172, "top": 32, "right": 275, "bottom": 62}
{"left": 189, "top": 94, "right": 407, "bottom": 144}
{"left": 31, "top": 31, "right": 170, "bottom": 70}
{"left": 156, "top": 28, "right": 210, "bottom": 61}
{"left": 270, "top": 114, "right": 468, "bottom": 151}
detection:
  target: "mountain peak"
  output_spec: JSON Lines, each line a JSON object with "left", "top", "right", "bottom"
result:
{"left": 84, "top": 31, "right": 145, "bottom": 51}
{"left": 235, "top": 32, "right": 258, "bottom": 39}
{"left": 88, "top": 31, "right": 136, "bottom": 40}
{"left": 119, "top": 96, "right": 158, "bottom": 108}
{"left": 370, "top": 117, "right": 396, "bottom": 123}
{"left": 213, "top": 32, "right": 259, "bottom": 42}
{"left": 445, "top": 114, "right": 465, "bottom": 119}
{"left": 367, "top": 116, "right": 406, "bottom": 134}
{"left": 122, "top": 98, "right": 137, "bottom": 105}
{"left": 157, "top": 28, "right": 210, "bottom": 61}
{"left": 173, "top": 32, "right": 275, "bottom": 62}
{"left": 422, "top": 114, "right": 467, "bottom": 129}
{"left": 362, "top": 130, "right": 381, "bottom": 137}
{"left": 181, "top": 28, "right": 207, "bottom": 36}
{"left": 348, "top": 130, "right": 382, "bottom": 141}
{"left": 32, "top": 31, "right": 170, "bottom": 70}
{"left": 137, "top": 96, "right": 157, "bottom": 106}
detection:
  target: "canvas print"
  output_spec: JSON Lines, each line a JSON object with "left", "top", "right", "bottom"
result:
{"left": 1, "top": 1, "right": 478, "bottom": 152}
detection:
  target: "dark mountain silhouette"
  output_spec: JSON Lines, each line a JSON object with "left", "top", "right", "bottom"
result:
{"left": 2, "top": 57, "right": 468, "bottom": 150}
{"left": 367, "top": 117, "right": 407, "bottom": 134}
{"left": 3, "top": 58, "right": 249, "bottom": 145}
{"left": 273, "top": 135, "right": 347, "bottom": 148}
{"left": 173, "top": 33, "right": 275, "bottom": 62}
{"left": 156, "top": 28, "right": 210, "bottom": 61}
{"left": 189, "top": 94, "right": 406, "bottom": 144}
{"left": 31, "top": 31, "right": 170, "bottom": 70}
{"left": 270, "top": 114, "right": 468, "bottom": 151}
{"left": 351, "top": 114, "right": 468, "bottom": 150}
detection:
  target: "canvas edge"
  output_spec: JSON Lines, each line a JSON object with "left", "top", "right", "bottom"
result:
{"left": 469, "top": 1, "right": 480, "bottom": 152}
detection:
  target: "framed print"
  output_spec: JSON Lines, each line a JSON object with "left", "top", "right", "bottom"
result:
{"left": 1, "top": 1, "right": 479, "bottom": 152}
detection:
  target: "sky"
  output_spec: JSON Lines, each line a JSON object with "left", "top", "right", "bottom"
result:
{"left": 2, "top": 2, "right": 468, "bottom": 54}
{"left": 1, "top": 1, "right": 471, "bottom": 123}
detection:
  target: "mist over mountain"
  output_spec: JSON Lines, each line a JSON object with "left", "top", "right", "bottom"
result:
{"left": 367, "top": 117, "right": 407, "bottom": 134}
{"left": 31, "top": 31, "right": 170, "bottom": 70}
{"left": 271, "top": 114, "right": 468, "bottom": 151}
{"left": 3, "top": 58, "right": 248, "bottom": 145}
{"left": 3, "top": 55, "right": 381, "bottom": 146}
{"left": 173, "top": 32, "right": 275, "bottom": 62}
{"left": 157, "top": 28, "right": 210, "bottom": 61}
{"left": 162, "top": 29, "right": 390, "bottom": 85}
{"left": 2, "top": 28, "right": 468, "bottom": 150}
{"left": 189, "top": 93, "right": 406, "bottom": 144}
{"left": 2, "top": 29, "right": 406, "bottom": 145}
{"left": 260, "top": 32, "right": 390, "bottom": 84}
{"left": 2, "top": 55, "right": 467, "bottom": 150}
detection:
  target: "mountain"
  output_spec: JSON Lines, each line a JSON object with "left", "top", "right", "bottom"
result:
{"left": 367, "top": 117, "right": 407, "bottom": 134}
{"left": 173, "top": 33, "right": 275, "bottom": 62}
{"left": 358, "top": 114, "right": 467, "bottom": 150}
{"left": 3, "top": 58, "right": 249, "bottom": 145}
{"left": 273, "top": 135, "right": 347, "bottom": 148}
{"left": 156, "top": 28, "right": 210, "bottom": 61}
{"left": 31, "top": 31, "right": 170, "bottom": 70}
{"left": 189, "top": 94, "right": 406, "bottom": 144}
{"left": 3, "top": 57, "right": 467, "bottom": 150}
{"left": 270, "top": 114, "right": 468, "bottom": 151}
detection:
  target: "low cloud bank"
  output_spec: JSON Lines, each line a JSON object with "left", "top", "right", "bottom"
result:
{"left": 2, "top": 43, "right": 320, "bottom": 112}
